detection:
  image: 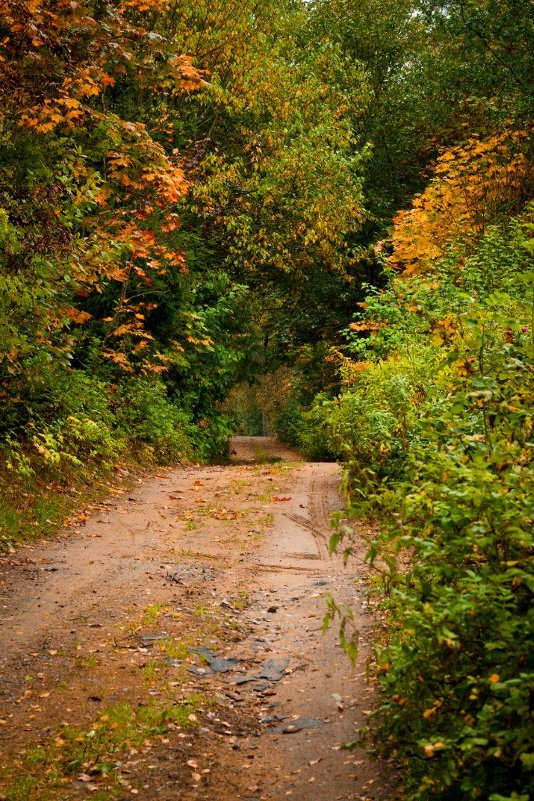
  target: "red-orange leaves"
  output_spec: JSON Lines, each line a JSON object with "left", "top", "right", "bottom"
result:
{"left": 63, "top": 307, "right": 92, "bottom": 325}
{"left": 170, "top": 55, "right": 207, "bottom": 93}
{"left": 348, "top": 321, "right": 386, "bottom": 332}
{"left": 0, "top": 0, "right": 209, "bottom": 384}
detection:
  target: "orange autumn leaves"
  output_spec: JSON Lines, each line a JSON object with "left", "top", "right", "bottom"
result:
{"left": 391, "top": 130, "right": 532, "bottom": 275}
{"left": 0, "top": 0, "right": 207, "bottom": 373}
{"left": 340, "top": 128, "right": 532, "bottom": 384}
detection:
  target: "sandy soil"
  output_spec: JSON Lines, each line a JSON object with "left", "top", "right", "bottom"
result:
{"left": 0, "top": 437, "right": 397, "bottom": 801}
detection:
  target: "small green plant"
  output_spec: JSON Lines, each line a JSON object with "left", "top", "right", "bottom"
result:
{"left": 77, "top": 655, "right": 98, "bottom": 670}
{"left": 252, "top": 447, "right": 282, "bottom": 464}
{"left": 158, "top": 638, "right": 189, "bottom": 661}
{"left": 115, "top": 379, "right": 197, "bottom": 464}
{"left": 142, "top": 660, "right": 159, "bottom": 682}
{"left": 3, "top": 776, "right": 39, "bottom": 801}
{"left": 4, "top": 437, "right": 34, "bottom": 481}
{"left": 23, "top": 749, "right": 46, "bottom": 767}
{"left": 141, "top": 603, "right": 166, "bottom": 627}
{"left": 0, "top": 480, "right": 74, "bottom": 554}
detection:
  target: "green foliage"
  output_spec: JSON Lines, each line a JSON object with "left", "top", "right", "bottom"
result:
{"left": 0, "top": 7, "right": 532, "bottom": 797}
{"left": 274, "top": 395, "right": 336, "bottom": 460}
{"left": 0, "top": 473, "right": 78, "bottom": 554}
{"left": 328, "top": 347, "right": 442, "bottom": 494}
{"left": 308, "top": 0, "right": 534, "bottom": 225}
{"left": 275, "top": 397, "right": 306, "bottom": 448}
{"left": 366, "top": 331, "right": 533, "bottom": 798}
{"left": 0, "top": 0, "right": 371, "bottom": 521}
{"left": 195, "top": 411, "right": 236, "bottom": 464}
{"left": 327, "top": 217, "right": 533, "bottom": 800}
{"left": 115, "top": 379, "right": 196, "bottom": 463}
{"left": 298, "top": 402, "right": 338, "bottom": 461}
{"left": 222, "top": 384, "right": 264, "bottom": 436}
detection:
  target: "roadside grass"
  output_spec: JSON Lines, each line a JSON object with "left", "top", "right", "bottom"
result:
{"left": 1, "top": 697, "right": 203, "bottom": 801}
{"left": 182, "top": 503, "right": 259, "bottom": 529}
{"left": 252, "top": 460, "right": 303, "bottom": 476}
{"left": 0, "top": 487, "right": 74, "bottom": 554}
{"left": 158, "top": 638, "right": 189, "bottom": 661}
{"left": 76, "top": 655, "right": 98, "bottom": 670}
{"left": 0, "top": 455, "right": 141, "bottom": 555}
{"left": 251, "top": 448, "right": 283, "bottom": 464}
{"left": 0, "top": 599, "right": 215, "bottom": 801}
{"left": 178, "top": 547, "right": 227, "bottom": 561}
{"left": 229, "top": 477, "right": 251, "bottom": 495}
{"left": 258, "top": 490, "right": 282, "bottom": 502}
{"left": 141, "top": 603, "right": 166, "bottom": 627}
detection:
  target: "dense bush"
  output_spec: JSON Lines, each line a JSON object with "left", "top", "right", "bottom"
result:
{"left": 114, "top": 379, "right": 197, "bottom": 463}
{"left": 274, "top": 395, "right": 337, "bottom": 460}
{"left": 274, "top": 397, "right": 307, "bottom": 448}
{"left": 2, "top": 372, "right": 205, "bottom": 477}
{"left": 366, "top": 326, "right": 533, "bottom": 800}
{"left": 325, "top": 216, "right": 534, "bottom": 800}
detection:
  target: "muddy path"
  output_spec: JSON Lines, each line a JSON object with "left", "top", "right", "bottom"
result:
{"left": 0, "top": 437, "right": 397, "bottom": 801}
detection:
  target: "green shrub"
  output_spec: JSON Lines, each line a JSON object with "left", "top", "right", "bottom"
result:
{"left": 275, "top": 396, "right": 306, "bottom": 447}
{"left": 329, "top": 219, "right": 534, "bottom": 800}
{"left": 194, "top": 411, "right": 236, "bottom": 463}
{"left": 366, "top": 339, "right": 533, "bottom": 800}
{"left": 115, "top": 379, "right": 197, "bottom": 463}
{"left": 57, "top": 415, "right": 122, "bottom": 468}
{"left": 274, "top": 394, "right": 336, "bottom": 459}
{"left": 298, "top": 398, "right": 337, "bottom": 460}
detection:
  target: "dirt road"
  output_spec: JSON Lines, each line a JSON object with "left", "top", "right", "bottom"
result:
{"left": 0, "top": 437, "right": 396, "bottom": 801}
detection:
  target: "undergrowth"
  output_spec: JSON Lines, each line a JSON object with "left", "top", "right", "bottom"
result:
{"left": 0, "top": 373, "right": 234, "bottom": 553}
{"left": 321, "top": 217, "right": 534, "bottom": 800}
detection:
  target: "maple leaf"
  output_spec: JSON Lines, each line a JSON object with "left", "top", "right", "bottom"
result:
{"left": 63, "top": 307, "right": 92, "bottom": 325}
{"left": 102, "top": 351, "right": 134, "bottom": 372}
{"left": 60, "top": 98, "right": 83, "bottom": 110}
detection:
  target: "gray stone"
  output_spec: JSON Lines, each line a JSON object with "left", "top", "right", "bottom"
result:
{"left": 276, "top": 718, "right": 325, "bottom": 734}
{"left": 190, "top": 647, "right": 238, "bottom": 673}
{"left": 259, "top": 657, "right": 290, "bottom": 681}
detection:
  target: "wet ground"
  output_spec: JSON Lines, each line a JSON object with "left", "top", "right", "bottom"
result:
{"left": 0, "top": 437, "right": 397, "bottom": 801}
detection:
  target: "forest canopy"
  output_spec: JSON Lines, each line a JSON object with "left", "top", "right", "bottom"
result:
{"left": 0, "top": 1, "right": 532, "bottom": 799}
